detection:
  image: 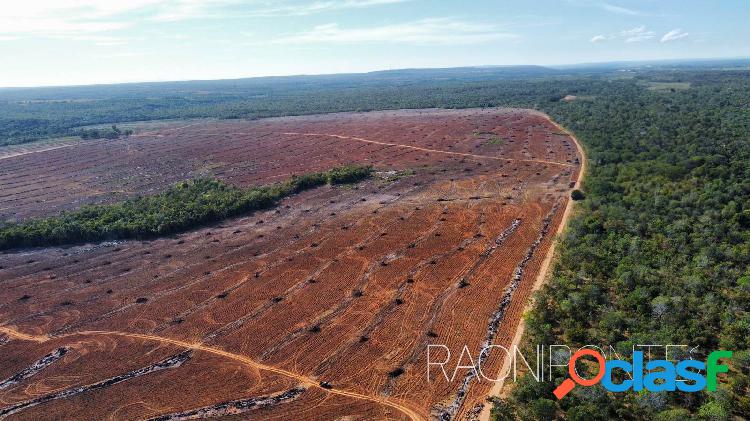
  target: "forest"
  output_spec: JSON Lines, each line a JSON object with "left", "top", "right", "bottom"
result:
{"left": 0, "top": 165, "right": 372, "bottom": 249}
{"left": 492, "top": 70, "right": 750, "bottom": 420}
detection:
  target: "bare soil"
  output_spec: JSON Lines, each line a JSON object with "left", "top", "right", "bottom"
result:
{"left": 0, "top": 108, "right": 581, "bottom": 420}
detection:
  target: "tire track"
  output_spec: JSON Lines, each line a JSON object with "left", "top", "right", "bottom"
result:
{"left": 0, "top": 327, "right": 425, "bottom": 421}
{"left": 283, "top": 132, "right": 575, "bottom": 168}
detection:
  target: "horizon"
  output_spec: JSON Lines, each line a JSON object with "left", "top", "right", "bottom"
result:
{"left": 1, "top": 0, "right": 749, "bottom": 88}
{"left": 2, "top": 56, "right": 750, "bottom": 90}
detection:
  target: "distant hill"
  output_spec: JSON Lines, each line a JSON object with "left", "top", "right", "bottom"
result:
{"left": 553, "top": 57, "right": 750, "bottom": 72}
{"left": 0, "top": 65, "right": 560, "bottom": 101}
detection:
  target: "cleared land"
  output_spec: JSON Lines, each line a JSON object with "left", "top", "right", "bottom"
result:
{"left": 0, "top": 108, "right": 581, "bottom": 420}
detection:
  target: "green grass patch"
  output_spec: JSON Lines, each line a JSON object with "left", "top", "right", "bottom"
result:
{"left": 0, "top": 165, "right": 372, "bottom": 250}
{"left": 485, "top": 136, "right": 505, "bottom": 146}
{"left": 645, "top": 81, "right": 692, "bottom": 91}
{"left": 471, "top": 130, "right": 505, "bottom": 145}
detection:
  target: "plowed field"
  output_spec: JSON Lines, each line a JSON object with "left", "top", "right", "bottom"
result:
{"left": 0, "top": 108, "right": 582, "bottom": 420}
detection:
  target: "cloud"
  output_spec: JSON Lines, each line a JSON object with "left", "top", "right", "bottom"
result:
{"left": 0, "top": 1, "right": 159, "bottom": 39}
{"left": 96, "top": 51, "right": 147, "bottom": 58}
{"left": 148, "top": 0, "right": 242, "bottom": 22}
{"left": 0, "top": 17, "right": 130, "bottom": 38}
{"left": 590, "top": 25, "right": 671, "bottom": 43}
{"left": 0, "top": 0, "right": 413, "bottom": 38}
{"left": 149, "top": 0, "right": 413, "bottom": 21}
{"left": 272, "top": 18, "right": 518, "bottom": 45}
{"left": 660, "top": 28, "right": 688, "bottom": 43}
{"left": 251, "top": 0, "right": 412, "bottom": 16}
{"left": 598, "top": 2, "right": 645, "bottom": 16}
{"left": 620, "top": 25, "right": 655, "bottom": 42}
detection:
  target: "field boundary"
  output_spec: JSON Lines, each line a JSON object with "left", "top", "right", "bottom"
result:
{"left": 477, "top": 115, "right": 587, "bottom": 421}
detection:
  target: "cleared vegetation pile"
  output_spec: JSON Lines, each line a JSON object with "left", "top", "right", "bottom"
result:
{"left": 0, "top": 165, "right": 371, "bottom": 249}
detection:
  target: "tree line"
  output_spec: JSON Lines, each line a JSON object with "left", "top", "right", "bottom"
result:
{"left": 0, "top": 165, "right": 372, "bottom": 250}
{"left": 78, "top": 125, "right": 133, "bottom": 140}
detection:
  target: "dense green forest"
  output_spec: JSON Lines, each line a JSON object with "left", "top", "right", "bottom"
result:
{"left": 491, "top": 71, "right": 750, "bottom": 420}
{"left": 0, "top": 165, "right": 371, "bottom": 249}
{"left": 1, "top": 63, "right": 748, "bottom": 419}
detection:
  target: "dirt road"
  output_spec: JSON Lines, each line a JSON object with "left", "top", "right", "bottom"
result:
{"left": 477, "top": 116, "right": 587, "bottom": 421}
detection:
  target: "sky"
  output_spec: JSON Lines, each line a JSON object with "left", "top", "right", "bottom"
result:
{"left": 0, "top": 0, "right": 748, "bottom": 87}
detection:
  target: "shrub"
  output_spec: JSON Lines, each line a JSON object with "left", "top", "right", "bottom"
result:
{"left": 528, "top": 399, "right": 557, "bottom": 420}
{"left": 654, "top": 408, "right": 691, "bottom": 421}
{"left": 488, "top": 397, "right": 516, "bottom": 421}
{"left": 737, "top": 276, "right": 750, "bottom": 291}
{"left": 697, "top": 401, "right": 729, "bottom": 421}
{"left": 326, "top": 164, "right": 373, "bottom": 184}
{"left": 570, "top": 189, "right": 585, "bottom": 201}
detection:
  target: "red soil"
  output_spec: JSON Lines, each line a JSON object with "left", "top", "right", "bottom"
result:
{"left": 0, "top": 108, "right": 581, "bottom": 420}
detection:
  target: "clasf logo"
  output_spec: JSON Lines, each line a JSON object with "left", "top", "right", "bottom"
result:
{"left": 553, "top": 349, "right": 733, "bottom": 399}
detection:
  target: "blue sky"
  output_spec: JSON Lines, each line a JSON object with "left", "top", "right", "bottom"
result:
{"left": 0, "top": 0, "right": 748, "bottom": 87}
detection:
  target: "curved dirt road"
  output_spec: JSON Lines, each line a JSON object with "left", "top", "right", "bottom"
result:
{"left": 0, "top": 326, "right": 425, "bottom": 421}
